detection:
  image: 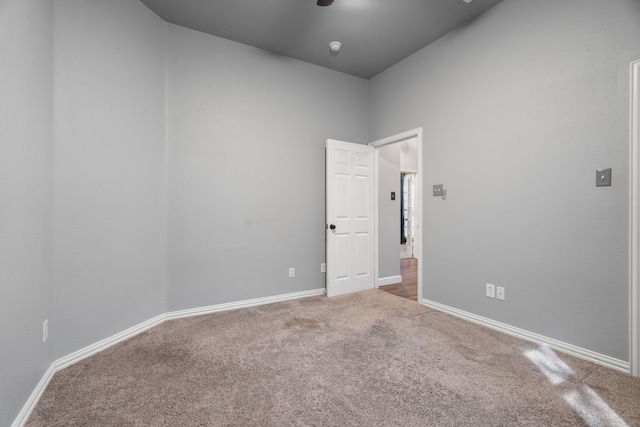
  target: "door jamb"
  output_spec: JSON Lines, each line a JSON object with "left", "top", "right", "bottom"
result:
{"left": 630, "top": 60, "right": 640, "bottom": 376}
{"left": 370, "top": 128, "right": 423, "bottom": 303}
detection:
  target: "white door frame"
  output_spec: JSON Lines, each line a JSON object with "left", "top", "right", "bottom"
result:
{"left": 630, "top": 59, "right": 640, "bottom": 376}
{"left": 370, "top": 128, "right": 423, "bottom": 302}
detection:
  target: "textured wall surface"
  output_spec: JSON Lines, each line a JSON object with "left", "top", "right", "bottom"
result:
{"left": 0, "top": 1, "right": 53, "bottom": 425}
{"left": 52, "top": 0, "right": 167, "bottom": 360}
{"left": 166, "top": 24, "right": 369, "bottom": 310}
{"left": 370, "top": 0, "right": 640, "bottom": 361}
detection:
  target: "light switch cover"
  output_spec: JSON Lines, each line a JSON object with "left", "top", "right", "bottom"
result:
{"left": 596, "top": 168, "right": 611, "bottom": 187}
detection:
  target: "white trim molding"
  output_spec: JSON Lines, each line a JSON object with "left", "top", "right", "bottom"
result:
{"left": 56, "top": 313, "right": 166, "bottom": 371}
{"left": 12, "top": 288, "right": 325, "bottom": 427}
{"left": 165, "top": 288, "right": 325, "bottom": 320}
{"left": 378, "top": 275, "right": 403, "bottom": 286}
{"left": 56, "top": 288, "right": 325, "bottom": 372}
{"left": 422, "top": 298, "right": 630, "bottom": 374}
{"left": 630, "top": 59, "right": 640, "bottom": 377}
{"left": 10, "top": 363, "right": 56, "bottom": 427}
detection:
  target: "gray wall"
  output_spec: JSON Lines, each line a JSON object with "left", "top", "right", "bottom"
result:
{"left": 52, "top": 0, "right": 167, "bottom": 359}
{"left": 0, "top": 1, "right": 53, "bottom": 424}
{"left": 166, "top": 24, "right": 369, "bottom": 310}
{"left": 378, "top": 144, "right": 401, "bottom": 280}
{"left": 369, "top": 0, "right": 640, "bottom": 361}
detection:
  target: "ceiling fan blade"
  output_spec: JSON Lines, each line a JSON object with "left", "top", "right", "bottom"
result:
{"left": 317, "top": 0, "right": 334, "bottom": 6}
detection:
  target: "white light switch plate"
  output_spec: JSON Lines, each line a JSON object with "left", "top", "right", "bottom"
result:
{"left": 486, "top": 283, "right": 496, "bottom": 299}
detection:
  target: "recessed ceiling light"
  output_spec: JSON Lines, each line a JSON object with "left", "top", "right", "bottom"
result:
{"left": 463, "top": 0, "right": 473, "bottom": 3}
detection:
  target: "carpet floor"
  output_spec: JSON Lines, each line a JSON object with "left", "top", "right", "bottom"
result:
{"left": 26, "top": 290, "right": 640, "bottom": 426}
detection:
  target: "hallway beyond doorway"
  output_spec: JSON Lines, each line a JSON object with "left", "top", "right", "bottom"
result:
{"left": 379, "top": 258, "right": 417, "bottom": 301}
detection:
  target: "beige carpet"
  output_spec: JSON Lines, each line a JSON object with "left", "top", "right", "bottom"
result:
{"left": 27, "top": 290, "right": 640, "bottom": 426}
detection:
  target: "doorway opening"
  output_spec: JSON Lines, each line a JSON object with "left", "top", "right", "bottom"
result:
{"left": 379, "top": 258, "right": 418, "bottom": 300}
{"left": 370, "top": 128, "right": 423, "bottom": 303}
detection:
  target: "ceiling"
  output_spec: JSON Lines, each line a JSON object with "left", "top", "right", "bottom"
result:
{"left": 140, "top": 0, "right": 503, "bottom": 80}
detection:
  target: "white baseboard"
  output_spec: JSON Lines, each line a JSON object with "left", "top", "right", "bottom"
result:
{"left": 10, "top": 362, "right": 55, "bottom": 427}
{"left": 55, "top": 313, "right": 167, "bottom": 371}
{"left": 378, "top": 275, "right": 402, "bottom": 286}
{"left": 421, "top": 298, "right": 630, "bottom": 374}
{"left": 12, "top": 288, "right": 325, "bottom": 427}
{"left": 165, "top": 288, "right": 326, "bottom": 320}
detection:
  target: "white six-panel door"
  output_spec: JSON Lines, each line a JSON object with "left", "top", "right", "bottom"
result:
{"left": 326, "top": 139, "right": 375, "bottom": 297}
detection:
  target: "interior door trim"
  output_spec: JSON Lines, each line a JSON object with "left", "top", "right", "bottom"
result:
{"left": 630, "top": 59, "right": 640, "bottom": 376}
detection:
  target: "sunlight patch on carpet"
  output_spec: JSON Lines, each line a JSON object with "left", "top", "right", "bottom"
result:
{"left": 526, "top": 346, "right": 628, "bottom": 427}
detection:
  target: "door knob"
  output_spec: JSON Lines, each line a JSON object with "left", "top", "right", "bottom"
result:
{"left": 329, "top": 224, "right": 336, "bottom": 230}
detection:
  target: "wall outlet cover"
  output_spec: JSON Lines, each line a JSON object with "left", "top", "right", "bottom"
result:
{"left": 497, "top": 286, "right": 505, "bottom": 301}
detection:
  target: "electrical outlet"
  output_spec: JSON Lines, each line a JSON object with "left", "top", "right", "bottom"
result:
{"left": 43, "top": 319, "right": 48, "bottom": 343}
{"left": 497, "top": 286, "right": 505, "bottom": 301}
{"left": 321, "top": 263, "right": 326, "bottom": 273}
{"left": 289, "top": 267, "right": 295, "bottom": 278}
{"left": 486, "top": 283, "right": 496, "bottom": 299}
